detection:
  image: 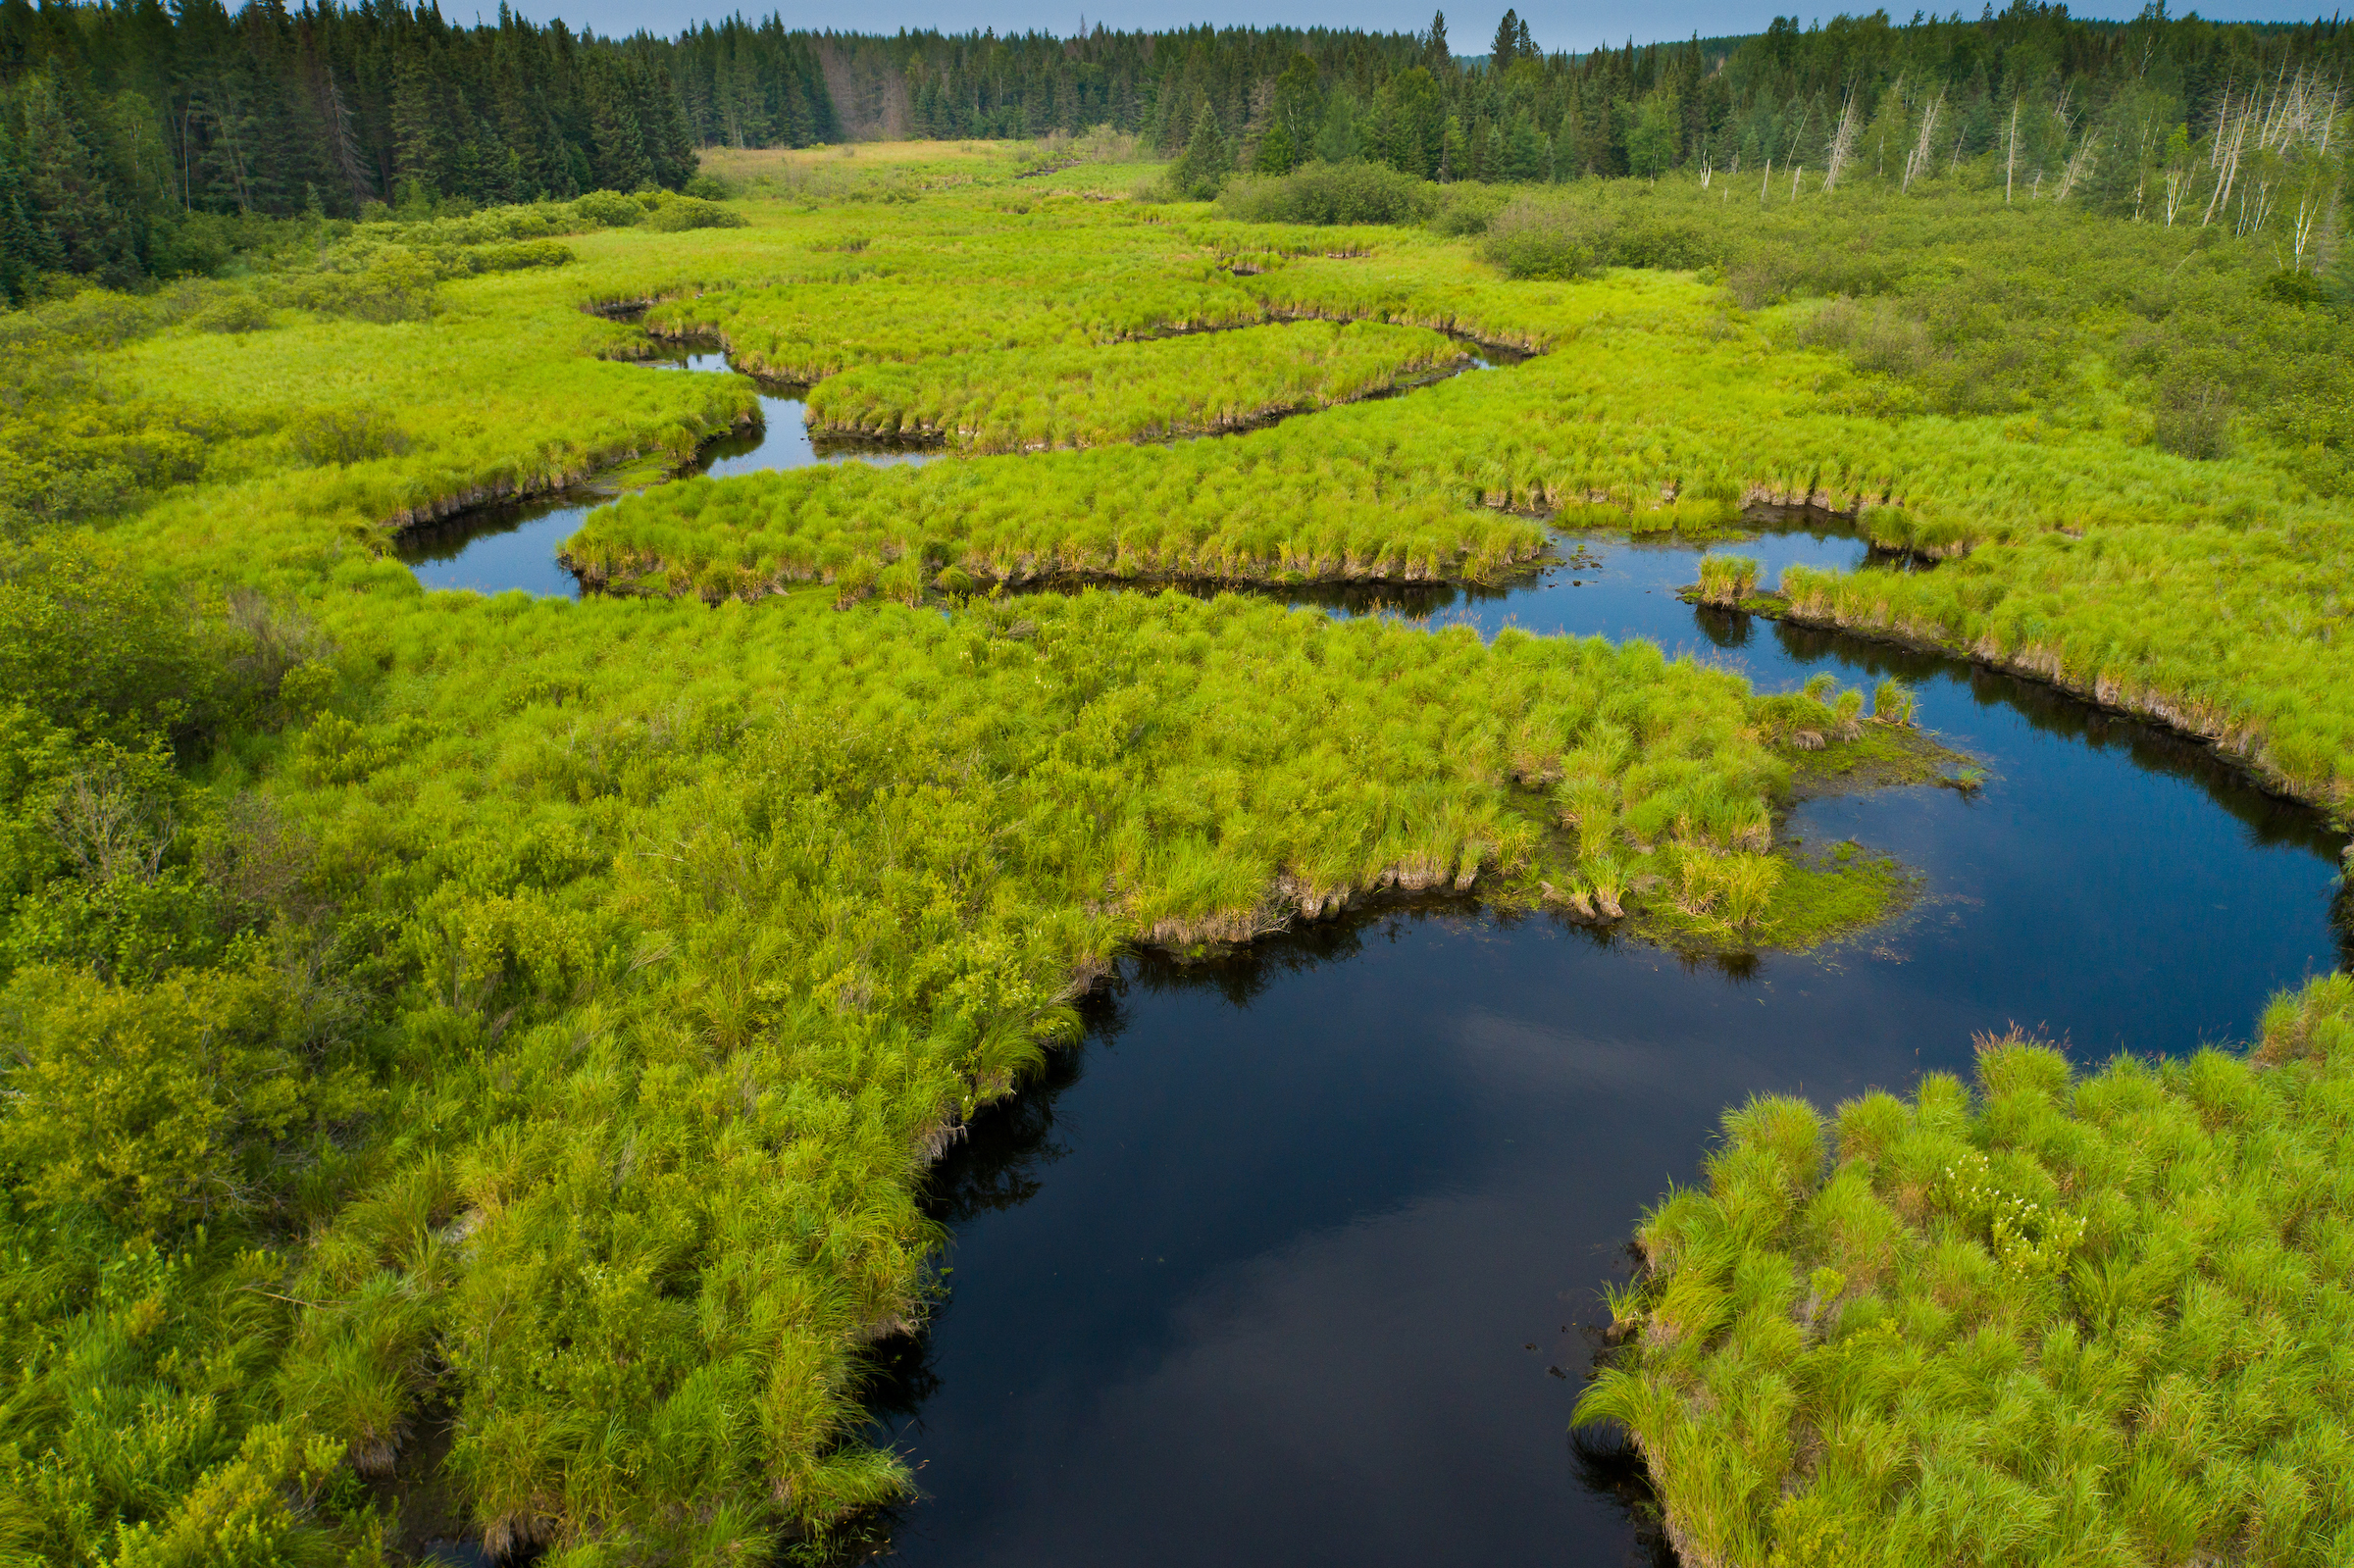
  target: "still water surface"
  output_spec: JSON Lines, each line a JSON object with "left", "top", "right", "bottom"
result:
{"left": 397, "top": 349, "right": 2348, "bottom": 1563}
{"left": 394, "top": 347, "right": 930, "bottom": 597}
{"left": 862, "top": 588, "right": 2347, "bottom": 1567}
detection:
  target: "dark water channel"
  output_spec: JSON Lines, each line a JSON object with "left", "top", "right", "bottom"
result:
{"left": 857, "top": 549, "right": 2348, "bottom": 1564}
{"left": 397, "top": 350, "right": 2349, "bottom": 1563}
{"left": 394, "top": 345, "right": 931, "bottom": 597}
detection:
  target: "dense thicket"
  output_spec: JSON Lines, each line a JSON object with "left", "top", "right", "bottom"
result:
{"left": 4, "top": 1, "right": 2346, "bottom": 297}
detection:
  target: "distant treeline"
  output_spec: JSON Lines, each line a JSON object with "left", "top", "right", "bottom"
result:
{"left": 1, "top": 0, "right": 2348, "bottom": 294}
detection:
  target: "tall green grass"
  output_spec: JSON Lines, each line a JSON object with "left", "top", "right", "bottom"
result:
{"left": 1579, "top": 974, "right": 2354, "bottom": 1567}
{"left": 7, "top": 146, "right": 2351, "bottom": 1560}
{"left": 804, "top": 319, "right": 1464, "bottom": 450}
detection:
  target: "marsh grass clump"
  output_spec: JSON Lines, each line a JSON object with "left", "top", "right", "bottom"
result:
{"left": 804, "top": 319, "right": 1465, "bottom": 452}
{"left": 1696, "top": 553, "right": 1760, "bottom": 607}
{"left": 1579, "top": 974, "right": 2354, "bottom": 1565}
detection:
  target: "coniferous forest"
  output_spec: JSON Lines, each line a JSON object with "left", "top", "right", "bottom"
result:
{"left": 2, "top": 0, "right": 2347, "bottom": 296}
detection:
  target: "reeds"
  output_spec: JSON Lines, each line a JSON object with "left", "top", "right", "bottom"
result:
{"left": 1580, "top": 975, "right": 2354, "bottom": 1563}
{"left": 15, "top": 157, "right": 2354, "bottom": 1558}
{"left": 1696, "top": 553, "right": 1761, "bottom": 607}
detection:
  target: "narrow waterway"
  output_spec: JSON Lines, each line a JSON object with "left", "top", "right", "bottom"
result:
{"left": 393, "top": 345, "right": 932, "bottom": 597}
{"left": 398, "top": 344, "right": 2349, "bottom": 1565}
{"left": 859, "top": 607, "right": 2346, "bottom": 1565}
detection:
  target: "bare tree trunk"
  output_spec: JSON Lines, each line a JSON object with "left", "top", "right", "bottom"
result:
{"left": 2055, "top": 132, "right": 2097, "bottom": 201}
{"left": 1902, "top": 89, "right": 1941, "bottom": 192}
{"left": 2004, "top": 99, "right": 2020, "bottom": 203}
{"left": 1820, "top": 85, "right": 1862, "bottom": 192}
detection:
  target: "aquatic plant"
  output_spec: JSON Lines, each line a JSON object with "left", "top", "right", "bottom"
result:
{"left": 804, "top": 319, "right": 1465, "bottom": 451}
{"left": 1579, "top": 974, "right": 2354, "bottom": 1566}
{"left": 1696, "top": 554, "right": 1761, "bottom": 607}
{"left": 6, "top": 142, "right": 2351, "bottom": 1562}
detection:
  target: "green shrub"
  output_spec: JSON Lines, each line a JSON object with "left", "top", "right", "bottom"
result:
{"left": 1480, "top": 200, "right": 1595, "bottom": 280}
{"left": 1216, "top": 161, "right": 1440, "bottom": 226}
{"left": 642, "top": 196, "right": 748, "bottom": 233}
{"left": 567, "top": 189, "right": 645, "bottom": 228}
{"left": 285, "top": 407, "right": 410, "bottom": 467}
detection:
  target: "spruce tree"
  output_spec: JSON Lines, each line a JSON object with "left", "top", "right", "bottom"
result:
{"left": 1489, "top": 9, "right": 1519, "bottom": 72}
{"left": 1170, "top": 100, "right": 1230, "bottom": 199}
{"left": 586, "top": 57, "right": 650, "bottom": 191}
{"left": 18, "top": 68, "right": 138, "bottom": 285}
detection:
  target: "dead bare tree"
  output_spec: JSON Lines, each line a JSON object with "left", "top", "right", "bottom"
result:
{"left": 2004, "top": 99, "right": 2022, "bottom": 202}
{"left": 1820, "top": 85, "right": 1863, "bottom": 192}
{"left": 1902, "top": 88, "right": 1942, "bottom": 192}
{"left": 2054, "top": 131, "right": 2099, "bottom": 202}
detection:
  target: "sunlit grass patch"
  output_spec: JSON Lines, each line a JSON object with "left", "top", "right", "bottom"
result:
{"left": 1580, "top": 974, "right": 2354, "bottom": 1565}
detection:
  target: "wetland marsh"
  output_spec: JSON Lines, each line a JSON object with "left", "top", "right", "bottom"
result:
{"left": 3, "top": 35, "right": 2351, "bottom": 1564}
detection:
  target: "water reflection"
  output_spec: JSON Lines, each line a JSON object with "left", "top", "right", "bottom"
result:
{"left": 859, "top": 543, "right": 2348, "bottom": 1565}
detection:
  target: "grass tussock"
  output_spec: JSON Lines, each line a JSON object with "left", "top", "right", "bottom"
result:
{"left": 1579, "top": 974, "right": 2354, "bottom": 1567}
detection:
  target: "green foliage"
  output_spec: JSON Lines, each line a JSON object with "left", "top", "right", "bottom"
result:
{"left": 4, "top": 144, "right": 2349, "bottom": 1557}
{"left": 1215, "top": 161, "right": 1442, "bottom": 226}
{"left": 2, "top": 961, "right": 367, "bottom": 1230}
{"left": 1583, "top": 976, "right": 2354, "bottom": 1565}
{"left": 640, "top": 196, "right": 748, "bottom": 233}
{"left": 1478, "top": 197, "right": 1596, "bottom": 279}
{"left": 804, "top": 319, "right": 1464, "bottom": 451}
{"left": 1169, "top": 103, "right": 1234, "bottom": 201}
{"left": 1697, "top": 553, "right": 1760, "bottom": 606}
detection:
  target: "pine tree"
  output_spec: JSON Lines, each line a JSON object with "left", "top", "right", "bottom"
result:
{"left": 1490, "top": 9, "right": 1519, "bottom": 72}
{"left": 0, "top": 116, "right": 65, "bottom": 303}
{"left": 18, "top": 67, "right": 139, "bottom": 285}
{"left": 1170, "top": 100, "right": 1230, "bottom": 199}
{"left": 585, "top": 57, "right": 649, "bottom": 191}
{"left": 389, "top": 54, "right": 447, "bottom": 199}
{"left": 1424, "top": 10, "right": 1452, "bottom": 74}
{"left": 1253, "top": 120, "right": 1295, "bottom": 175}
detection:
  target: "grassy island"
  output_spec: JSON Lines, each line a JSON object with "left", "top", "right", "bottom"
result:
{"left": 1579, "top": 975, "right": 2354, "bottom": 1568}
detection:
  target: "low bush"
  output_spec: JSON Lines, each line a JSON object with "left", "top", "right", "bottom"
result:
{"left": 1480, "top": 200, "right": 1595, "bottom": 280}
{"left": 642, "top": 195, "right": 748, "bottom": 232}
{"left": 1216, "top": 161, "right": 1440, "bottom": 227}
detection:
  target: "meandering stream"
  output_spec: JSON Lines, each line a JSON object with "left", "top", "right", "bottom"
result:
{"left": 400, "top": 346, "right": 2350, "bottom": 1566}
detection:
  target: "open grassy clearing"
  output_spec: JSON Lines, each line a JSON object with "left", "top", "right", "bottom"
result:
{"left": 1578, "top": 974, "right": 2354, "bottom": 1568}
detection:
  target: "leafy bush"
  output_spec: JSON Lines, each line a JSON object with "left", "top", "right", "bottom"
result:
{"left": 2153, "top": 379, "right": 2231, "bottom": 460}
{"left": 567, "top": 189, "right": 646, "bottom": 228}
{"left": 285, "top": 407, "right": 411, "bottom": 467}
{"left": 471, "top": 238, "right": 575, "bottom": 271}
{"left": 195, "top": 293, "right": 274, "bottom": 333}
{"left": 1216, "top": 162, "right": 1439, "bottom": 226}
{"left": 642, "top": 196, "right": 748, "bottom": 232}
{"left": 1480, "top": 201, "right": 1594, "bottom": 280}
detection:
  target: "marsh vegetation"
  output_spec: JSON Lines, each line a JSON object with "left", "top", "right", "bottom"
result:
{"left": 1, "top": 6, "right": 2350, "bottom": 1558}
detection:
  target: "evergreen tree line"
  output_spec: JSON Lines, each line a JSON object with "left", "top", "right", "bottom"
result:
{"left": 3, "top": 0, "right": 2347, "bottom": 301}
{"left": 0, "top": 0, "right": 713, "bottom": 295}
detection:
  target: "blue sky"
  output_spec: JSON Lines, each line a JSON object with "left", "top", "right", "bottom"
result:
{"left": 510, "top": 0, "right": 2338, "bottom": 47}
